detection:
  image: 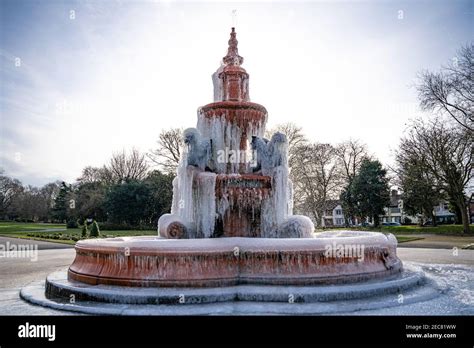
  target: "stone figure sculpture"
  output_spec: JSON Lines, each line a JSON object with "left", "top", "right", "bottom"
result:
{"left": 183, "top": 128, "right": 212, "bottom": 171}
{"left": 251, "top": 132, "right": 288, "bottom": 174}
{"left": 250, "top": 136, "right": 269, "bottom": 172}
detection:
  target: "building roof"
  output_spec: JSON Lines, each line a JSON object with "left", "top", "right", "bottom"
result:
{"left": 390, "top": 190, "right": 401, "bottom": 207}
{"left": 325, "top": 200, "right": 341, "bottom": 211}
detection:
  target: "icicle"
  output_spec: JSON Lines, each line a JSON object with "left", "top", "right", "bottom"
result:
{"left": 194, "top": 172, "right": 217, "bottom": 238}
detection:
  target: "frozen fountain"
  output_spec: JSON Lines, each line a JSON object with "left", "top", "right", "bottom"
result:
{"left": 159, "top": 27, "right": 311, "bottom": 240}
{"left": 21, "top": 28, "right": 434, "bottom": 314}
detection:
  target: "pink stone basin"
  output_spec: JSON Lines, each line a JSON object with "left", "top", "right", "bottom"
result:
{"left": 68, "top": 232, "right": 402, "bottom": 287}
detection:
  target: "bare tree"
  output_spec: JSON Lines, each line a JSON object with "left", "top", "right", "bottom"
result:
{"left": 77, "top": 166, "right": 114, "bottom": 186}
{"left": 416, "top": 44, "right": 474, "bottom": 131}
{"left": 335, "top": 140, "right": 369, "bottom": 182}
{"left": 39, "top": 182, "right": 61, "bottom": 215}
{"left": 106, "top": 148, "right": 150, "bottom": 183}
{"left": 291, "top": 143, "right": 342, "bottom": 227}
{"left": 265, "top": 122, "right": 308, "bottom": 163}
{"left": 0, "top": 173, "right": 23, "bottom": 218}
{"left": 394, "top": 146, "right": 443, "bottom": 225}
{"left": 335, "top": 140, "right": 370, "bottom": 225}
{"left": 148, "top": 128, "right": 183, "bottom": 174}
{"left": 399, "top": 119, "right": 473, "bottom": 233}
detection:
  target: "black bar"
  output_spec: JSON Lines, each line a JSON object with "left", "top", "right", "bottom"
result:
{"left": 0, "top": 315, "right": 472, "bottom": 346}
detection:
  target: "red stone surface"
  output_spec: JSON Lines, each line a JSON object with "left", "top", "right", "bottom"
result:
{"left": 199, "top": 102, "right": 268, "bottom": 147}
{"left": 199, "top": 28, "right": 267, "bottom": 157}
{"left": 215, "top": 174, "right": 271, "bottom": 237}
{"left": 68, "top": 234, "right": 402, "bottom": 287}
{"left": 219, "top": 27, "right": 249, "bottom": 102}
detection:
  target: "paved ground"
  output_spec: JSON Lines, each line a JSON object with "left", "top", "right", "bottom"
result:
{"left": 397, "top": 247, "right": 474, "bottom": 265}
{"left": 398, "top": 234, "right": 474, "bottom": 249}
{"left": 0, "top": 237, "right": 472, "bottom": 315}
{"left": 0, "top": 238, "right": 76, "bottom": 315}
{"left": 0, "top": 236, "right": 74, "bottom": 250}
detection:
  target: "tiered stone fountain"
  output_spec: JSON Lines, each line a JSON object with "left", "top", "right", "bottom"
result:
{"left": 21, "top": 29, "right": 433, "bottom": 314}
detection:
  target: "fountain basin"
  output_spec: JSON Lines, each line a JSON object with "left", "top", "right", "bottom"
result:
{"left": 68, "top": 231, "right": 402, "bottom": 288}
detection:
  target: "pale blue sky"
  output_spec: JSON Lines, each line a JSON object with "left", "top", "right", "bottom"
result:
{"left": 1, "top": 0, "right": 472, "bottom": 186}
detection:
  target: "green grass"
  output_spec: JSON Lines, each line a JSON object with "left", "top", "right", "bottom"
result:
{"left": 1, "top": 222, "right": 470, "bottom": 246}
{"left": 0, "top": 222, "right": 65, "bottom": 233}
{"left": 321, "top": 224, "right": 471, "bottom": 235}
{"left": 0, "top": 221, "right": 156, "bottom": 245}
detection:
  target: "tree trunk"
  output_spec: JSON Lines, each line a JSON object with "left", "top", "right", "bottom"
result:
{"left": 458, "top": 199, "right": 470, "bottom": 234}
{"left": 373, "top": 214, "right": 380, "bottom": 227}
{"left": 344, "top": 214, "right": 353, "bottom": 227}
{"left": 430, "top": 210, "right": 437, "bottom": 227}
{"left": 450, "top": 200, "right": 463, "bottom": 223}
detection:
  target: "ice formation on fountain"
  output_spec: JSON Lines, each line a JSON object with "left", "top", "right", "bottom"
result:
{"left": 182, "top": 128, "right": 212, "bottom": 171}
{"left": 54, "top": 27, "right": 405, "bottom": 302}
{"left": 158, "top": 27, "right": 314, "bottom": 239}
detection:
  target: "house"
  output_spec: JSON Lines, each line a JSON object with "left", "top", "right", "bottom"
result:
{"left": 381, "top": 190, "right": 405, "bottom": 224}
{"left": 380, "top": 190, "right": 456, "bottom": 224}
{"left": 322, "top": 200, "right": 345, "bottom": 227}
{"left": 433, "top": 202, "right": 456, "bottom": 224}
{"left": 322, "top": 190, "right": 458, "bottom": 226}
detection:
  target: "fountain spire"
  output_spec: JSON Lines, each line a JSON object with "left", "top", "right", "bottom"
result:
{"left": 223, "top": 27, "right": 244, "bottom": 66}
{"left": 215, "top": 27, "right": 249, "bottom": 102}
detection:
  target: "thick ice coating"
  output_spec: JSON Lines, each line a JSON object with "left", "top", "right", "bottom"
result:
{"left": 158, "top": 28, "right": 314, "bottom": 238}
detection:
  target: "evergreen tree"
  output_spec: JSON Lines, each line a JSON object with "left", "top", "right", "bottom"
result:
{"left": 104, "top": 181, "right": 152, "bottom": 226}
{"left": 81, "top": 221, "right": 88, "bottom": 238}
{"left": 90, "top": 220, "right": 100, "bottom": 237}
{"left": 52, "top": 182, "right": 71, "bottom": 223}
{"left": 351, "top": 159, "right": 390, "bottom": 227}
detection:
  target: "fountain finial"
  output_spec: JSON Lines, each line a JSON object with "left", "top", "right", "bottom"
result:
{"left": 223, "top": 27, "right": 244, "bottom": 66}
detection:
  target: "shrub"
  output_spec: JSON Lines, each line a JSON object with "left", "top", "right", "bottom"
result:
{"left": 81, "top": 223, "right": 88, "bottom": 238}
{"left": 66, "top": 218, "right": 78, "bottom": 229}
{"left": 90, "top": 220, "right": 100, "bottom": 238}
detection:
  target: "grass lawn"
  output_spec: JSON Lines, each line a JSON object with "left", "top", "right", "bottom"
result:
{"left": 0, "top": 222, "right": 65, "bottom": 233}
{"left": 0, "top": 221, "right": 156, "bottom": 245}
{"left": 320, "top": 224, "right": 471, "bottom": 235}
{"left": 0, "top": 222, "right": 471, "bottom": 246}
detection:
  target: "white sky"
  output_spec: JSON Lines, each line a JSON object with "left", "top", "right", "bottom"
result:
{"left": 1, "top": 0, "right": 472, "bottom": 186}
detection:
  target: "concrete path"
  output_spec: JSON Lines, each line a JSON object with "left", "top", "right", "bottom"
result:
{"left": 0, "top": 242, "right": 76, "bottom": 315}
{"left": 398, "top": 234, "right": 474, "bottom": 249}
{"left": 0, "top": 236, "right": 74, "bottom": 250}
{"left": 398, "top": 247, "right": 474, "bottom": 265}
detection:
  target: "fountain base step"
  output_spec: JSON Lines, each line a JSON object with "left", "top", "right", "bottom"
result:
{"left": 20, "top": 265, "right": 439, "bottom": 315}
